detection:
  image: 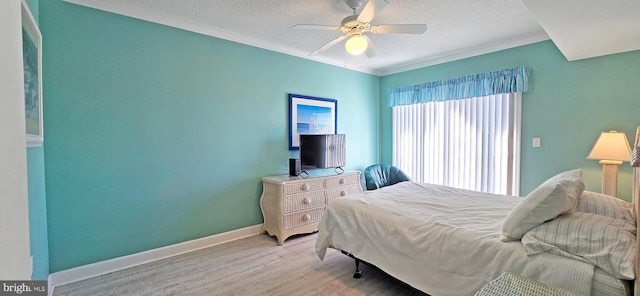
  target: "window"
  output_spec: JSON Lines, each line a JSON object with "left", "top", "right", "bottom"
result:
{"left": 387, "top": 66, "right": 529, "bottom": 195}
{"left": 392, "top": 93, "right": 521, "bottom": 195}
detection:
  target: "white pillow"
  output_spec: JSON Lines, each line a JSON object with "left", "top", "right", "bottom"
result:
{"left": 501, "top": 169, "right": 584, "bottom": 241}
{"left": 522, "top": 211, "right": 636, "bottom": 280}
{"left": 576, "top": 191, "right": 634, "bottom": 223}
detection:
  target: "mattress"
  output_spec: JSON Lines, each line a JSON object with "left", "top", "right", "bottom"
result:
{"left": 315, "top": 181, "right": 628, "bottom": 296}
{"left": 592, "top": 268, "right": 630, "bottom": 296}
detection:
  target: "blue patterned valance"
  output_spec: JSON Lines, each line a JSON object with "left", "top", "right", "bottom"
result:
{"left": 388, "top": 66, "right": 530, "bottom": 107}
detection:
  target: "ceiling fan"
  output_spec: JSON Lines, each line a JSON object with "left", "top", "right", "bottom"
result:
{"left": 293, "top": 0, "right": 427, "bottom": 58}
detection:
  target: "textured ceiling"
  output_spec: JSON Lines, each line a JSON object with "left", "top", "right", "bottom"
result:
{"left": 63, "top": 0, "right": 639, "bottom": 75}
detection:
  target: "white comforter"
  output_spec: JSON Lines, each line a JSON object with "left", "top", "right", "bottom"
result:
{"left": 315, "top": 182, "right": 595, "bottom": 296}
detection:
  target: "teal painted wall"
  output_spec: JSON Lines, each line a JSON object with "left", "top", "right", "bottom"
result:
{"left": 380, "top": 41, "right": 640, "bottom": 201}
{"left": 24, "top": 0, "right": 49, "bottom": 280}
{"left": 27, "top": 148, "right": 48, "bottom": 280}
{"left": 40, "top": 1, "right": 379, "bottom": 272}
{"left": 25, "top": 0, "right": 38, "bottom": 19}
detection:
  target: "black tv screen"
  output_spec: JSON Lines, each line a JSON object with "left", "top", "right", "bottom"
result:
{"left": 299, "top": 134, "right": 346, "bottom": 170}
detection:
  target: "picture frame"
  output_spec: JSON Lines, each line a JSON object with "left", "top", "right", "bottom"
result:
{"left": 289, "top": 94, "right": 337, "bottom": 150}
{"left": 22, "top": 1, "right": 43, "bottom": 147}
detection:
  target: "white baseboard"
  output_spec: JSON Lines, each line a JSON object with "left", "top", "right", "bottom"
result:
{"left": 48, "top": 224, "right": 263, "bottom": 294}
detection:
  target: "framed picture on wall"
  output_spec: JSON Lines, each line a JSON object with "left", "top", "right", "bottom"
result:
{"left": 22, "top": 1, "right": 43, "bottom": 147}
{"left": 289, "top": 94, "right": 337, "bottom": 150}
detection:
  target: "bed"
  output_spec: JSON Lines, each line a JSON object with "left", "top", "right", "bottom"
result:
{"left": 315, "top": 127, "right": 640, "bottom": 296}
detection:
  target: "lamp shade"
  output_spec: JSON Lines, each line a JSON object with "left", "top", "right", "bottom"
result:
{"left": 345, "top": 35, "right": 368, "bottom": 55}
{"left": 587, "top": 130, "right": 632, "bottom": 161}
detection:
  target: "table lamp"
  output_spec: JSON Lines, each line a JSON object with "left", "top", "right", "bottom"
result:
{"left": 587, "top": 130, "right": 632, "bottom": 196}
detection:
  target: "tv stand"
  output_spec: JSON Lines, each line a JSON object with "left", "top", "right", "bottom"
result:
{"left": 259, "top": 172, "right": 362, "bottom": 245}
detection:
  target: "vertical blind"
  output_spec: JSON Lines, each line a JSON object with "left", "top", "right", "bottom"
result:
{"left": 392, "top": 93, "right": 521, "bottom": 195}
{"left": 389, "top": 67, "right": 529, "bottom": 195}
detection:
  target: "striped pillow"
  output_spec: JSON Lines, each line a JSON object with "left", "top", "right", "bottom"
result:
{"left": 576, "top": 191, "right": 634, "bottom": 223}
{"left": 522, "top": 211, "right": 636, "bottom": 280}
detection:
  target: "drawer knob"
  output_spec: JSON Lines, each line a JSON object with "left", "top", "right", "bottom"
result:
{"left": 302, "top": 214, "right": 311, "bottom": 222}
{"left": 301, "top": 184, "right": 309, "bottom": 191}
{"left": 340, "top": 190, "right": 347, "bottom": 196}
{"left": 303, "top": 197, "right": 311, "bottom": 204}
{"left": 339, "top": 178, "right": 345, "bottom": 184}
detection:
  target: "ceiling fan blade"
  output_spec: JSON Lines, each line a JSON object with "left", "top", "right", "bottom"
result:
{"left": 362, "top": 35, "right": 379, "bottom": 58}
{"left": 309, "top": 35, "right": 348, "bottom": 56}
{"left": 357, "top": 0, "right": 389, "bottom": 23}
{"left": 293, "top": 24, "right": 341, "bottom": 31}
{"left": 371, "top": 24, "right": 427, "bottom": 34}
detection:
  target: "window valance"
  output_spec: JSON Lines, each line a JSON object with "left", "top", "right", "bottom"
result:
{"left": 387, "top": 66, "right": 530, "bottom": 107}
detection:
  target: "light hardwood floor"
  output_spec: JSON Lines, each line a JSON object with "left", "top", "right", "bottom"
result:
{"left": 53, "top": 232, "right": 428, "bottom": 295}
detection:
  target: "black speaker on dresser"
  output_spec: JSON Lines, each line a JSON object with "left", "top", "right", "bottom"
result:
{"left": 289, "top": 158, "right": 301, "bottom": 176}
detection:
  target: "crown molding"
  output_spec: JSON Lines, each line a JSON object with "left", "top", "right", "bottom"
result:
{"left": 376, "top": 33, "right": 550, "bottom": 76}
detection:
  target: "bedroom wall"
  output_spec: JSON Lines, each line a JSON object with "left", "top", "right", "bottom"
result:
{"left": 23, "top": 0, "right": 51, "bottom": 281}
{"left": 40, "top": 1, "right": 379, "bottom": 272}
{"left": 0, "top": 0, "right": 32, "bottom": 280}
{"left": 27, "top": 147, "right": 49, "bottom": 280}
{"left": 380, "top": 41, "right": 640, "bottom": 201}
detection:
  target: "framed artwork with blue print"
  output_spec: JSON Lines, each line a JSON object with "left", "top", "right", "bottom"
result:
{"left": 22, "top": 1, "right": 43, "bottom": 147}
{"left": 288, "top": 94, "right": 337, "bottom": 150}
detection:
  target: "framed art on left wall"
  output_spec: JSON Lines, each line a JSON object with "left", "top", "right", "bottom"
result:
{"left": 289, "top": 94, "right": 337, "bottom": 150}
{"left": 22, "top": 1, "right": 43, "bottom": 147}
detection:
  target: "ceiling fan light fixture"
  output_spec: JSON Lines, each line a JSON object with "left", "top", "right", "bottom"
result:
{"left": 295, "top": 0, "right": 426, "bottom": 58}
{"left": 345, "top": 35, "right": 368, "bottom": 55}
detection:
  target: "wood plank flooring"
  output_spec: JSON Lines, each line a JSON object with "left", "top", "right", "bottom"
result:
{"left": 53, "top": 233, "right": 428, "bottom": 296}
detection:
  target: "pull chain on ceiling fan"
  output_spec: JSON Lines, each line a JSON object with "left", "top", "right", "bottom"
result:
{"left": 293, "top": 0, "right": 427, "bottom": 58}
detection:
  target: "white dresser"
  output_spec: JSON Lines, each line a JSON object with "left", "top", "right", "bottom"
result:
{"left": 260, "top": 172, "right": 362, "bottom": 245}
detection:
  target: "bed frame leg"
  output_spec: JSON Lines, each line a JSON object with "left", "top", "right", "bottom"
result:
{"left": 353, "top": 258, "right": 362, "bottom": 278}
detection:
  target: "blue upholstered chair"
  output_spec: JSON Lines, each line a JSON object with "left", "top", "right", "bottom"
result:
{"left": 363, "top": 164, "right": 410, "bottom": 190}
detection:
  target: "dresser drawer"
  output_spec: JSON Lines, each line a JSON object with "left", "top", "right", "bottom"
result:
{"left": 325, "top": 174, "right": 360, "bottom": 188}
{"left": 283, "top": 179, "right": 325, "bottom": 195}
{"left": 283, "top": 207, "right": 325, "bottom": 230}
{"left": 283, "top": 191, "right": 325, "bottom": 213}
{"left": 326, "top": 184, "right": 362, "bottom": 203}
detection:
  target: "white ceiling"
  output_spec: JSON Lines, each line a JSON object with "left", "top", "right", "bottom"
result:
{"left": 522, "top": 0, "right": 640, "bottom": 62}
{"left": 64, "top": 0, "right": 640, "bottom": 76}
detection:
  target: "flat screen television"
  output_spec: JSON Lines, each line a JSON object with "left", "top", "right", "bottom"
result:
{"left": 299, "top": 134, "right": 346, "bottom": 171}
